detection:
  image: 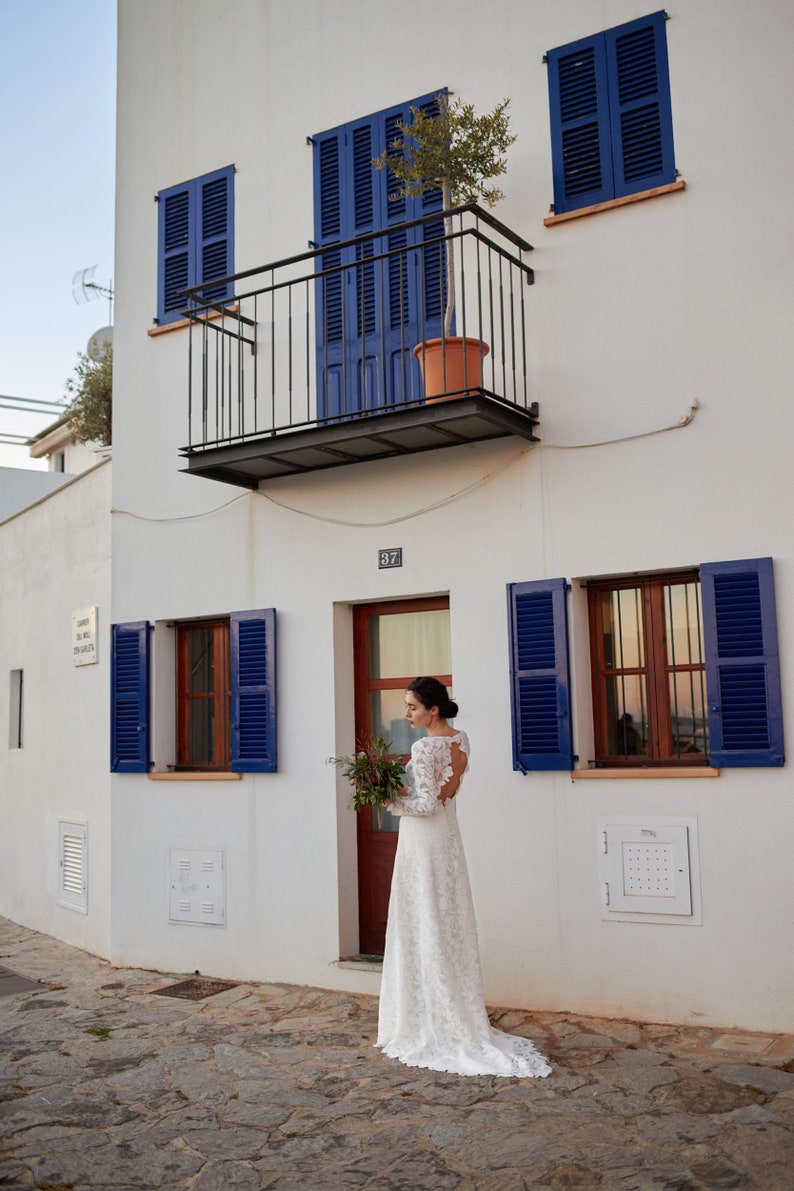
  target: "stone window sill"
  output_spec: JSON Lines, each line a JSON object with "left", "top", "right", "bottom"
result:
{"left": 571, "top": 766, "right": 719, "bottom": 780}
{"left": 147, "top": 771, "right": 243, "bottom": 781}
{"left": 544, "top": 180, "right": 686, "bottom": 227}
{"left": 147, "top": 304, "right": 239, "bottom": 336}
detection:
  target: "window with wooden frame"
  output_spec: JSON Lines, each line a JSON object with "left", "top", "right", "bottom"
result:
{"left": 176, "top": 619, "right": 231, "bottom": 769}
{"left": 588, "top": 572, "right": 708, "bottom": 766}
{"left": 508, "top": 558, "right": 783, "bottom": 773}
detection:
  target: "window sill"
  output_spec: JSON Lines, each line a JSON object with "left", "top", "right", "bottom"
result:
{"left": 147, "top": 771, "right": 243, "bottom": 781}
{"left": 571, "top": 766, "right": 719, "bottom": 780}
{"left": 147, "top": 304, "right": 239, "bottom": 337}
{"left": 544, "top": 180, "right": 686, "bottom": 227}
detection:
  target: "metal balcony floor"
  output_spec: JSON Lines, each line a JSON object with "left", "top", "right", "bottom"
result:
{"left": 180, "top": 394, "right": 539, "bottom": 488}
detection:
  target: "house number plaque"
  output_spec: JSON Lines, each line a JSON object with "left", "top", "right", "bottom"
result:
{"left": 378, "top": 548, "right": 403, "bottom": 569}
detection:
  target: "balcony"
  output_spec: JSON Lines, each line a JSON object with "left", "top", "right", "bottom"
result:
{"left": 179, "top": 204, "right": 539, "bottom": 488}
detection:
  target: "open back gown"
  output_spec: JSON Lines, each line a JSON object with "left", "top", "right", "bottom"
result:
{"left": 376, "top": 731, "right": 551, "bottom": 1078}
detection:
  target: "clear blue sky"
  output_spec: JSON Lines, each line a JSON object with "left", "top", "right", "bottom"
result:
{"left": 0, "top": 0, "right": 116, "bottom": 468}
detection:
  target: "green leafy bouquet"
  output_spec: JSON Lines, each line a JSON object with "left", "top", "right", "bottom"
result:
{"left": 328, "top": 736, "right": 406, "bottom": 825}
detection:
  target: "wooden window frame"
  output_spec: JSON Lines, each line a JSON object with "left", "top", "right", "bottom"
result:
{"left": 176, "top": 618, "right": 231, "bottom": 771}
{"left": 588, "top": 571, "right": 709, "bottom": 768}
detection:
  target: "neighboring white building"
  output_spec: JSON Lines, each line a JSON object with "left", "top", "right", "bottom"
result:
{"left": 28, "top": 414, "right": 106, "bottom": 478}
{"left": 2, "top": 0, "right": 792, "bottom": 1033}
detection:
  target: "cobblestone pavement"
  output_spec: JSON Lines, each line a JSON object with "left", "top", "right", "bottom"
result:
{"left": 1, "top": 918, "right": 793, "bottom": 1190}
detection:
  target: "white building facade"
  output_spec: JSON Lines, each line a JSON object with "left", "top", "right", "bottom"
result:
{"left": 3, "top": 0, "right": 792, "bottom": 1034}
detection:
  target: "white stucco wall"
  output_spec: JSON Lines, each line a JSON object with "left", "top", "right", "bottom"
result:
{"left": 0, "top": 461, "right": 112, "bottom": 956}
{"left": 102, "top": 0, "right": 794, "bottom": 1028}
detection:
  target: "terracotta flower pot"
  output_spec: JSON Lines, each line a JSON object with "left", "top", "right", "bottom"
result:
{"left": 413, "top": 337, "right": 490, "bottom": 402}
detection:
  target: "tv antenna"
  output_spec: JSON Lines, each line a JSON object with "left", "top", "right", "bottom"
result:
{"left": 72, "top": 265, "right": 114, "bottom": 324}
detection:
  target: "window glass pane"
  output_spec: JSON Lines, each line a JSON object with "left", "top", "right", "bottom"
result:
{"left": 189, "top": 628, "right": 214, "bottom": 694}
{"left": 605, "top": 675, "right": 648, "bottom": 756}
{"left": 668, "top": 671, "right": 709, "bottom": 758}
{"left": 599, "top": 588, "right": 644, "bottom": 670}
{"left": 369, "top": 610, "right": 450, "bottom": 679}
{"left": 664, "top": 582, "right": 703, "bottom": 667}
{"left": 188, "top": 697, "right": 214, "bottom": 764}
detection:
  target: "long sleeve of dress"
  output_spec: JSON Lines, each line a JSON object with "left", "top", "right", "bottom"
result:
{"left": 388, "top": 743, "right": 439, "bottom": 816}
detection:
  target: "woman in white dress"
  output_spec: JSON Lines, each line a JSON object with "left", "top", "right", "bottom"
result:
{"left": 376, "top": 677, "right": 551, "bottom": 1079}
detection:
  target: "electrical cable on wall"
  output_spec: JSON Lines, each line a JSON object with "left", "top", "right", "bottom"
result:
{"left": 110, "top": 401, "right": 698, "bottom": 527}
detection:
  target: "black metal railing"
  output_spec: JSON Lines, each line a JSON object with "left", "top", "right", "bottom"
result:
{"left": 181, "top": 203, "right": 534, "bottom": 453}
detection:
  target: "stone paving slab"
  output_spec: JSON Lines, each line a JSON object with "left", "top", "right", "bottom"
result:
{"left": 1, "top": 917, "right": 793, "bottom": 1189}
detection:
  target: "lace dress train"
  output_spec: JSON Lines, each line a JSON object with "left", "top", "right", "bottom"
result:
{"left": 376, "top": 732, "right": 551, "bottom": 1078}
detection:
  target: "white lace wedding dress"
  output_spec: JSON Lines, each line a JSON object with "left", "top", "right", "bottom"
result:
{"left": 376, "top": 731, "right": 551, "bottom": 1078}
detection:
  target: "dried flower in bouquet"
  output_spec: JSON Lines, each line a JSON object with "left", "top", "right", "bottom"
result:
{"left": 328, "top": 736, "right": 406, "bottom": 825}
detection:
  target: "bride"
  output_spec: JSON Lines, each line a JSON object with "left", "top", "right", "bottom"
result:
{"left": 376, "top": 676, "right": 551, "bottom": 1079}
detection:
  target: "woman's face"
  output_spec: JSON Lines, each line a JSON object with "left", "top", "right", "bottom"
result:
{"left": 404, "top": 690, "right": 437, "bottom": 731}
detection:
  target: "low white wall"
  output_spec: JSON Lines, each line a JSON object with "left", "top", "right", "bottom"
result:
{"left": 0, "top": 462, "right": 112, "bottom": 957}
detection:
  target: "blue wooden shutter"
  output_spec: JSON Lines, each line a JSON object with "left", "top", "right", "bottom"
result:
{"left": 508, "top": 579, "right": 573, "bottom": 771}
{"left": 156, "top": 166, "right": 234, "bottom": 324}
{"left": 158, "top": 184, "right": 192, "bottom": 323}
{"left": 546, "top": 32, "right": 613, "bottom": 213}
{"left": 198, "top": 167, "right": 234, "bottom": 304}
{"left": 312, "top": 92, "right": 446, "bottom": 416}
{"left": 700, "top": 558, "right": 784, "bottom": 767}
{"left": 606, "top": 11, "right": 676, "bottom": 198}
{"left": 547, "top": 11, "right": 675, "bottom": 214}
{"left": 231, "top": 609, "right": 277, "bottom": 773}
{"left": 110, "top": 622, "right": 150, "bottom": 772}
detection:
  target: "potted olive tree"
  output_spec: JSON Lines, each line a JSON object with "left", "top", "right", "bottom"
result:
{"left": 374, "top": 93, "right": 515, "bottom": 399}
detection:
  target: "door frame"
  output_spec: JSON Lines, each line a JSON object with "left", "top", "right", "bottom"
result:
{"left": 353, "top": 595, "right": 451, "bottom": 954}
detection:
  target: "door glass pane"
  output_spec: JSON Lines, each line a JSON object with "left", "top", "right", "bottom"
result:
{"left": 369, "top": 610, "right": 450, "bottom": 678}
{"left": 367, "top": 607, "right": 451, "bottom": 832}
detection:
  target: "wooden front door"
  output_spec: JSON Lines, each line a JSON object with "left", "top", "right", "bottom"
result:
{"left": 354, "top": 597, "right": 451, "bottom": 954}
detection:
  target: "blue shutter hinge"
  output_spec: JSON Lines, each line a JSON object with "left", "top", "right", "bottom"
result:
{"left": 308, "top": 240, "right": 319, "bottom": 250}
{"left": 542, "top": 54, "right": 548, "bottom": 65}
{"left": 306, "top": 135, "right": 316, "bottom": 146}
{"left": 154, "top": 194, "right": 160, "bottom": 202}
{"left": 514, "top": 760, "right": 528, "bottom": 776}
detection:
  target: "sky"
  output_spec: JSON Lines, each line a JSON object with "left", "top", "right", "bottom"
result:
{"left": 0, "top": 0, "right": 116, "bottom": 470}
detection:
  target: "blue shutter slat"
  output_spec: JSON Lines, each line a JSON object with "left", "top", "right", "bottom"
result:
{"left": 231, "top": 609, "right": 277, "bottom": 773}
{"left": 607, "top": 11, "right": 676, "bottom": 197}
{"left": 111, "top": 622, "right": 150, "bottom": 773}
{"left": 701, "top": 558, "right": 784, "bottom": 767}
{"left": 508, "top": 579, "right": 573, "bottom": 772}
{"left": 546, "top": 34, "right": 613, "bottom": 213}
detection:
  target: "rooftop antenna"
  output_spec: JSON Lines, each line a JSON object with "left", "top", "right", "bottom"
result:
{"left": 72, "top": 265, "right": 114, "bottom": 325}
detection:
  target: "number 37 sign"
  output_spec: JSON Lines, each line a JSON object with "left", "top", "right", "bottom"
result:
{"left": 378, "top": 548, "right": 403, "bottom": 569}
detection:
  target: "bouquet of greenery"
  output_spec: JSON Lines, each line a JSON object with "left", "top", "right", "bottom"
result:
{"left": 328, "top": 736, "right": 406, "bottom": 826}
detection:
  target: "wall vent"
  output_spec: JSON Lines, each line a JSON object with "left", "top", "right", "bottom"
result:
{"left": 58, "top": 820, "right": 88, "bottom": 913}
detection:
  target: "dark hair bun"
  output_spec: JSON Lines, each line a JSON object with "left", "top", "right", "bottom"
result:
{"left": 408, "top": 677, "right": 459, "bottom": 720}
